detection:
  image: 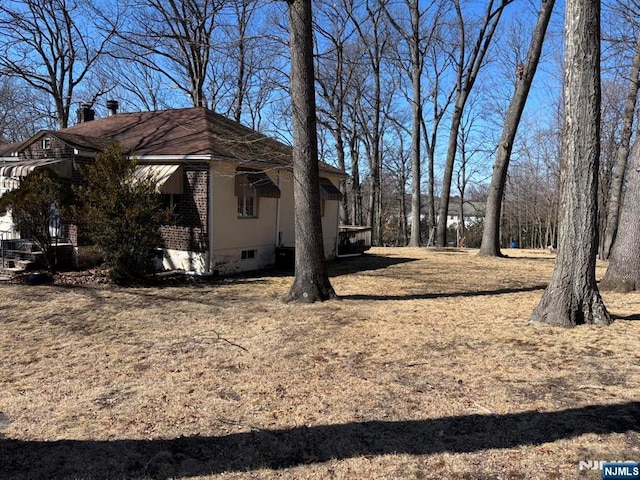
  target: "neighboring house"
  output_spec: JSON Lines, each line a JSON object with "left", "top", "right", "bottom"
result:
{"left": 444, "top": 197, "right": 485, "bottom": 229}
{"left": 0, "top": 104, "right": 345, "bottom": 275}
{"left": 406, "top": 195, "right": 485, "bottom": 229}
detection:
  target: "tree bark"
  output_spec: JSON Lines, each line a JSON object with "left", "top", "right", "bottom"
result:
{"left": 600, "top": 134, "right": 640, "bottom": 291}
{"left": 348, "top": 126, "right": 362, "bottom": 225}
{"left": 408, "top": 0, "right": 422, "bottom": 247}
{"left": 284, "top": 0, "right": 336, "bottom": 303}
{"left": 529, "top": 0, "right": 610, "bottom": 326}
{"left": 600, "top": 32, "right": 640, "bottom": 260}
{"left": 479, "top": 0, "right": 555, "bottom": 257}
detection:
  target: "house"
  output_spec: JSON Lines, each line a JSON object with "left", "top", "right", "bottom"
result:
{"left": 444, "top": 197, "right": 484, "bottom": 229}
{"left": 0, "top": 104, "right": 345, "bottom": 275}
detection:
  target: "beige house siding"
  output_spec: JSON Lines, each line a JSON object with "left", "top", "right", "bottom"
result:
{"left": 200, "top": 163, "right": 341, "bottom": 275}
{"left": 276, "top": 170, "right": 295, "bottom": 248}
{"left": 262, "top": 169, "right": 341, "bottom": 258}
{"left": 322, "top": 195, "right": 340, "bottom": 259}
{"left": 209, "top": 162, "right": 279, "bottom": 274}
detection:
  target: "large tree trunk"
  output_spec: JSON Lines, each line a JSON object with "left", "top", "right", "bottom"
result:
{"left": 436, "top": 100, "right": 463, "bottom": 247}
{"left": 349, "top": 129, "right": 362, "bottom": 225}
{"left": 600, "top": 136, "right": 640, "bottom": 292}
{"left": 408, "top": 0, "right": 422, "bottom": 247}
{"left": 479, "top": 0, "right": 555, "bottom": 257}
{"left": 600, "top": 32, "right": 640, "bottom": 260}
{"left": 529, "top": 0, "right": 610, "bottom": 326}
{"left": 284, "top": 0, "right": 336, "bottom": 303}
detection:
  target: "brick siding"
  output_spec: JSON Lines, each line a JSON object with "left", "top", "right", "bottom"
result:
{"left": 160, "top": 165, "right": 209, "bottom": 252}
{"left": 17, "top": 137, "right": 209, "bottom": 254}
{"left": 20, "top": 135, "right": 75, "bottom": 162}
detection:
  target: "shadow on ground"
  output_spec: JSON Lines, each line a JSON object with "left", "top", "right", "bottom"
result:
{"left": 1, "top": 402, "right": 638, "bottom": 479}
{"left": 329, "top": 253, "right": 418, "bottom": 277}
{"left": 611, "top": 313, "right": 640, "bottom": 322}
{"left": 340, "top": 284, "right": 548, "bottom": 301}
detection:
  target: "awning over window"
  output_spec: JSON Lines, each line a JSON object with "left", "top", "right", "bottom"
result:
{"left": 235, "top": 169, "right": 281, "bottom": 198}
{"left": 320, "top": 177, "right": 342, "bottom": 201}
{"left": 0, "top": 158, "right": 72, "bottom": 178}
{"left": 134, "top": 164, "right": 183, "bottom": 194}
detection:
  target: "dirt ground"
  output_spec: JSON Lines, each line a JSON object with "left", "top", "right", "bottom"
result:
{"left": 0, "top": 247, "right": 638, "bottom": 480}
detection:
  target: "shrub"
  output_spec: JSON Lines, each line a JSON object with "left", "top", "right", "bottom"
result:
{"left": 75, "top": 143, "right": 170, "bottom": 285}
{"left": 0, "top": 168, "right": 70, "bottom": 272}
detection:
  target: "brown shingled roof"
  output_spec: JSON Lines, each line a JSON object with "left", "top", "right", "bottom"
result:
{"left": 0, "top": 131, "right": 111, "bottom": 157}
{"left": 63, "top": 107, "right": 293, "bottom": 163}
{"left": 1, "top": 107, "right": 345, "bottom": 175}
{"left": 0, "top": 139, "right": 26, "bottom": 157}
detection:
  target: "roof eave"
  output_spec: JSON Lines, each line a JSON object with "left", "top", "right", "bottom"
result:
{"left": 133, "top": 154, "right": 214, "bottom": 162}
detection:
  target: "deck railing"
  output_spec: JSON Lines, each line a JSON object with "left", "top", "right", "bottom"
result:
{"left": 338, "top": 226, "right": 372, "bottom": 257}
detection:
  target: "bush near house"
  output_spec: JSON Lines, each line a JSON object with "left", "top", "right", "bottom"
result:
{"left": 74, "top": 143, "right": 170, "bottom": 285}
{"left": 0, "top": 168, "right": 71, "bottom": 272}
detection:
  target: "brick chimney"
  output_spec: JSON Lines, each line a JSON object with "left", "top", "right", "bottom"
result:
{"left": 106, "top": 100, "right": 119, "bottom": 116}
{"left": 77, "top": 103, "right": 95, "bottom": 123}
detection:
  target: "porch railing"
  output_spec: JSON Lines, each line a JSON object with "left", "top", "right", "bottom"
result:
{"left": 338, "top": 226, "right": 372, "bottom": 257}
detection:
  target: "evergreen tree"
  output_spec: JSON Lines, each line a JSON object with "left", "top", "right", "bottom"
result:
{"left": 76, "top": 143, "right": 169, "bottom": 285}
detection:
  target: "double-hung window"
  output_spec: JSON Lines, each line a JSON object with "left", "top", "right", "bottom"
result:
{"left": 237, "top": 185, "right": 256, "bottom": 218}
{"left": 235, "top": 168, "right": 281, "bottom": 218}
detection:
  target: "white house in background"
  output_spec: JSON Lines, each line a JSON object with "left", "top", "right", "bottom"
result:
{"left": 444, "top": 197, "right": 485, "bottom": 229}
{"left": 0, "top": 104, "right": 346, "bottom": 274}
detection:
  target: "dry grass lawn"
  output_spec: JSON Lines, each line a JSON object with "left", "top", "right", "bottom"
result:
{"left": 0, "top": 247, "right": 639, "bottom": 480}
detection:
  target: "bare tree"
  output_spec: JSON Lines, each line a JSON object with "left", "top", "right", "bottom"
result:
{"left": 346, "top": 90, "right": 365, "bottom": 225}
{"left": 100, "top": 58, "right": 179, "bottom": 112}
{"left": 0, "top": 78, "right": 47, "bottom": 141}
{"left": 315, "top": 0, "right": 357, "bottom": 225}
{"left": 479, "top": 0, "right": 555, "bottom": 256}
{"left": 455, "top": 102, "right": 488, "bottom": 245}
{"left": 600, "top": 133, "right": 640, "bottom": 291}
{"left": 600, "top": 31, "right": 640, "bottom": 259}
{"left": 435, "top": 0, "right": 511, "bottom": 247}
{"left": 0, "top": 0, "right": 118, "bottom": 128}
{"left": 422, "top": 26, "right": 456, "bottom": 242}
{"left": 218, "top": 0, "right": 281, "bottom": 125}
{"left": 502, "top": 125, "right": 560, "bottom": 249}
{"left": 284, "top": 0, "right": 336, "bottom": 303}
{"left": 348, "top": 0, "right": 392, "bottom": 246}
{"left": 383, "top": 0, "right": 435, "bottom": 246}
{"left": 117, "top": 0, "right": 224, "bottom": 108}
{"left": 529, "top": 0, "right": 610, "bottom": 326}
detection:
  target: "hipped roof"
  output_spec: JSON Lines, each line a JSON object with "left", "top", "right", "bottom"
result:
{"left": 0, "top": 107, "right": 345, "bottom": 175}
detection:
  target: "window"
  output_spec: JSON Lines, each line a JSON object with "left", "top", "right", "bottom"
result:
{"left": 42, "top": 137, "right": 51, "bottom": 150}
{"left": 161, "top": 193, "right": 182, "bottom": 210}
{"left": 161, "top": 194, "right": 182, "bottom": 224}
{"left": 319, "top": 177, "right": 342, "bottom": 219}
{"left": 234, "top": 169, "right": 281, "bottom": 219}
{"left": 241, "top": 249, "right": 256, "bottom": 260}
{"left": 237, "top": 187, "right": 257, "bottom": 218}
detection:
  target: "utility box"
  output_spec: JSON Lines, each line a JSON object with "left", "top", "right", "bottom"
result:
{"left": 275, "top": 246, "right": 295, "bottom": 273}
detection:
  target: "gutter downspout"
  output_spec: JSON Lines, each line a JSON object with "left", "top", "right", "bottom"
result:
{"left": 275, "top": 169, "right": 281, "bottom": 247}
{"left": 208, "top": 163, "right": 215, "bottom": 274}
{"left": 335, "top": 187, "right": 340, "bottom": 258}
